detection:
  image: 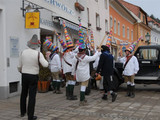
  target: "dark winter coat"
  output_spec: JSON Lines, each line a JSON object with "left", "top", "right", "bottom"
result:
{"left": 96, "top": 50, "right": 113, "bottom": 76}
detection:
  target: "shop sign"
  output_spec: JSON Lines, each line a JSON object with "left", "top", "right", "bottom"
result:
{"left": 25, "top": 12, "right": 40, "bottom": 29}
{"left": 44, "top": 0, "right": 75, "bottom": 16}
{"left": 40, "top": 18, "right": 54, "bottom": 28}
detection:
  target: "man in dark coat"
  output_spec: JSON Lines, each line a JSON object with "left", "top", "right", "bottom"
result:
{"left": 96, "top": 45, "right": 117, "bottom": 102}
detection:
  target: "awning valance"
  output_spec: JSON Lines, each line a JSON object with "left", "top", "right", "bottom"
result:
{"left": 53, "top": 16, "right": 87, "bottom": 34}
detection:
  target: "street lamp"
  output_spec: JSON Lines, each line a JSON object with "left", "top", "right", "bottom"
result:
{"left": 145, "top": 32, "right": 150, "bottom": 42}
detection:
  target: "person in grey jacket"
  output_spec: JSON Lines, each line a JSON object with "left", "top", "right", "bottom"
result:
{"left": 18, "top": 34, "right": 48, "bottom": 120}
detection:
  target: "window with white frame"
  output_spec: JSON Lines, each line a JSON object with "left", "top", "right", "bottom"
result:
{"left": 104, "top": 0, "right": 108, "bottom": 9}
{"left": 87, "top": 8, "right": 90, "bottom": 24}
{"left": 143, "top": 15, "right": 145, "bottom": 23}
{"left": 105, "top": 19, "right": 108, "bottom": 32}
{"left": 118, "top": 21, "right": 120, "bottom": 35}
{"left": 96, "top": 13, "right": 100, "bottom": 27}
{"left": 131, "top": 30, "right": 133, "bottom": 41}
{"left": 127, "top": 27, "right": 129, "bottom": 39}
{"left": 123, "top": 25, "right": 125, "bottom": 37}
{"left": 110, "top": 16, "right": 113, "bottom": 29}
{"left": 141, "top": 29, "right": 143, "bottom": 37}
{"left": 114, "top": 19, "right": 116, "bottom": 34}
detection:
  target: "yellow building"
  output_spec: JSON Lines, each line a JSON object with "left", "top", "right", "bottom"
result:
{"left": 119, "top": 0, "right": 151, "bottom": 47}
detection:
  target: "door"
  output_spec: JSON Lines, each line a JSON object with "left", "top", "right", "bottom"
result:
{"left": 135, "top": 48, "right": 160, "bottom": 80}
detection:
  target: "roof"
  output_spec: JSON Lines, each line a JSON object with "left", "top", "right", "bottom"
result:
{"left": 118, "top": 0, "right": 148, "bottom": 25}
{"left": 148, "top": 17, "right": 160, "bottom": 27}
{"left": 110, "top": 0, "right": 137, "bottom": 23}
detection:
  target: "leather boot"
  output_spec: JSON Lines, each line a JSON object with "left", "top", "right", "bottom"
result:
{"left": 111, "top": 92, "right": 117, "bottom": 102}
{"left": 125, "top": 85, "right": 131, "bottom": 97}
{"left": 102, "top": 94, "right": 107, "bottom": 100}
{"left": 130, "top": 86, "right": 135, "bottom": 98}
{"left": 67, "top": 85, "right": 77, "bottom": 100}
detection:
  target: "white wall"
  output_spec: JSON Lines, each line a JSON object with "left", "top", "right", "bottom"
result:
{"left": 0, "top": 0, "right": 40, "bottom": 99}
{"left": 87, "top": 0, "right": 109, "bottom": 47}
{"left": 0, "top": 2, "right": 7, "bottom": 88}
{"left": 148, "top": 22, "right": 160, "bottom": 45}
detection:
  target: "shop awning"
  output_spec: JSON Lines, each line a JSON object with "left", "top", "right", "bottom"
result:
{"left": 53, "top": 16, "right": 87, "bottom": 34}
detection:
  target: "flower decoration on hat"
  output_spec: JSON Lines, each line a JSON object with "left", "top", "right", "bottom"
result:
{"left": 62, "top": 21, "right": 74, "bottom": 48}
{"left": 106, "top": 28, "right": 113, "bottom": 48}
{"left": 43, "top": 40, "right": 58, "bottom": 52}
{"left": 126, "top": 36, "right": 143, "bottom": 53}
{"left": 55, "top": 31, "right": 67, "bottom": 52}
{"left": 90, "top": 30, "right": 95, "bottom": 48}
{"left": 78, "top": 19, "right": 86, "bottom": 49}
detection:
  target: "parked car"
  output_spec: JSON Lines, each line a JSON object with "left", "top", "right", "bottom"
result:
{"left": 113, "top": 45, "right": 160, "bottom": 89}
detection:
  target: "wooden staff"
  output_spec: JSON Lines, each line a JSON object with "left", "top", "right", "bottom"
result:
{"left": 99, "top": 32, "right": 107, "bottom": 47}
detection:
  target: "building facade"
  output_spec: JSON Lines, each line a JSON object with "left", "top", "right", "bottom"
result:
{"left": 109, "top": 0, "right": 136, "bottom": 59}
{"left": 86, "top": 0, "right": 110, "bottom": 47}
{"left": 118, "top": 0, "right": 151, "bottom": 47}
{"left": 0, "top": 0, "right": 110, "bottom": 99}
{"left": 148, "top": 17, "right": 160, "bottom": 45}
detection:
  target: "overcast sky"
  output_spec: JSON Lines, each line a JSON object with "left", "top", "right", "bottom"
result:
{"left": 124, "top": 0, "right": 160, "bottom": 19}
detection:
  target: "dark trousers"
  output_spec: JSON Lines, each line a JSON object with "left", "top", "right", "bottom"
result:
{"left": 20, "top": 73, "right": 38, "bottom": 120}
{"left": 103, "top": 75, "right": 114, "bottom": 93}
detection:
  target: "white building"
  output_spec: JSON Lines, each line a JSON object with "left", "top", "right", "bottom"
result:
{"left": 0, "top": 0, "right": 109, "bottom": 99}
{"left": 86, "top": 0, "right": 110, "bottom": 47}
{"left": 148, "top": 17, "right": 160, "bottom": 45}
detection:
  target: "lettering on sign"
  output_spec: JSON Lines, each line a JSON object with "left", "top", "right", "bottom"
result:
{"left": 44, "top": 0, "right": 75, "bottom": 16}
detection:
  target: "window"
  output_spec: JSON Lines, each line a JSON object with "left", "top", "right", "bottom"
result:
{"left": 143, "top": 15, "right": 145, "bottom": 23}
{"left": 141, "top": 29, "right": 143, "bottom": 37}
{"left": 127, "top": 27, "right": 129, "bottom": 39}
{"left": 118, "top": 22, "right": 120, "bottom": 35}
{"left": 114, "top": 19, "right": 116, "bottom": 34}
{"left": 105, "top": 19, "right": 108, "bottom": 32}
{"left": 131, "top": 30, "right": 133, "bottom": 41}
{"left": 104, "top": 0, "right": 108, "bottom": 9}
{"left": 110, "top": 16, "right": 113, "bottom": 29}
{"left": 87, "top": 8, "right": 90, "bottom": 24}
{"left": 137, "top": 49, "right": 159, "bottom": 60}
{"left": 96, "top": 13, "right": 100, "bottom": 27}
{"left": 138, "top": 12, "right": 141, "bottom": 19}
{"left": 123, "top": 25, "right": 125, "bottom": 37}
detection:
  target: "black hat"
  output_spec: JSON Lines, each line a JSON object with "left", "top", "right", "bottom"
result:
{"left": 101, "top": 45, "right": 110, "bottom": 52}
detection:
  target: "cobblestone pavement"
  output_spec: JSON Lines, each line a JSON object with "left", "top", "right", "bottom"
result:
{"left": 1, "top": 84, "right": 160, "bottom": 120}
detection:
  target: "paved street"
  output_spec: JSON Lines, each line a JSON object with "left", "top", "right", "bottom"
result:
{"left": 1, "top": 84, "right": 160, "bottom": 120}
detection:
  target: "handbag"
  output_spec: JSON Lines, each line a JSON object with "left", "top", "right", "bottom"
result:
{"left": 95, "top": 74, "right": 102, "bottom": 81}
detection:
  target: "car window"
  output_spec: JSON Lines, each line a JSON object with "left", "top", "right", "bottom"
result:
{"left": 136, "top": 49, "right": 159, "bottom": 60}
